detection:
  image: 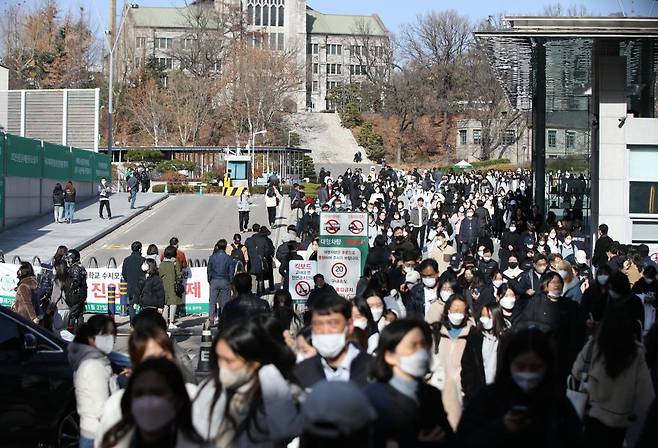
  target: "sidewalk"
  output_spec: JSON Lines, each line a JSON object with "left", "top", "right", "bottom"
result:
{"left": 0, "top": 192, "right": 169, "bottom": 262}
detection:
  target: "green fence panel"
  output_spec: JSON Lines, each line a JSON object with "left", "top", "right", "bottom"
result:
{"left": 0, "top": 135, "right": 5, "bottom": 221}
{"left": 71, "top": 148, "right": 94, "bottom": 182}
{"left": 93, "top": 153, "right": 112, "bottom": 181}
{"left": 6, "top": 134, "right": 42, "bottom": 178}
{"left": 42, "top": 142, "right": 72, "bottom": 180}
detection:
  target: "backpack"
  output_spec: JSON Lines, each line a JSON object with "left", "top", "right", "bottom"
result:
{"left": 266, "top": 188, "right": 275, "bottom": 197}
{"left": 31, "top": 272, "right": 53, "bottom": 320}
{"left": 230, "top": 243, "right": 246, "bottom": 264}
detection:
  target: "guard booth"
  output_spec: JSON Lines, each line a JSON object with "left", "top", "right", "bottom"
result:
{"left": 225, "top": 155, "right": 251, "bottom": 188}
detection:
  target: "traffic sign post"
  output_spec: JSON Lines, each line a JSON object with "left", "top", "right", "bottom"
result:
{"left": 318, "top": 212, "right": 369, "bottom": 298}
{"left": 289, "top": 260, "right": 317, "bottom": 304}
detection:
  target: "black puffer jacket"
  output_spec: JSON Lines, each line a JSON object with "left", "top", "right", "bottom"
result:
{"left": 138, "top": 275, "right": 165, "bottom": 309}
{"left": 65, "top": 264, "right": 87, "bottom": 306}
{"left": 53, "top": 185, "right": 64, "bottom": 206}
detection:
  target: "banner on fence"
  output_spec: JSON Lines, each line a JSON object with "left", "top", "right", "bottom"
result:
{"left": 289, "top": 260, "right": 317, "bottom": 304}
{"left": 0, "top": 264, "right": 211, "bottom": 315}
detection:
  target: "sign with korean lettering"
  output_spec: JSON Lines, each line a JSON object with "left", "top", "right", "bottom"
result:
{"left": 318, "top": 212, "right": 369, "bottom": 299}
{"left": 0, "top": 263, "right": 19, "bottom": 307}
{"left": 320, "top": 212, "right": 368, "bottom": 237}
{"left": 6, "top": 134, "right": 42, "bottom": 178}
{"left": 85, "top": 268, "right": 123, "bottom": 312}
{"left": 289, "top": 260, "right": 317, "bottom": 304}
{"left": 71, "top": 147, "right": 94, "bottom": 182}
{"left": 43, "top": 142, "right": 72, "bottom": 180}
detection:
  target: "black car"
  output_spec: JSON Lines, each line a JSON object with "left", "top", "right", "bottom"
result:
{"left": 0, "top": 305, "right": 78, "bottom": 447}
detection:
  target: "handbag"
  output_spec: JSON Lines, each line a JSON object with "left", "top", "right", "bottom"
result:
{"left": 566, "top": 339, "right": 595, "bottom": 419}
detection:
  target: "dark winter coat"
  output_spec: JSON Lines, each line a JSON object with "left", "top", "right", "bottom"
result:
{"left": 121, "top": 252, "right": 145, "bottom": 298}
{"left": 53, "top": 185, "right": 65, "bottom": 206}
{"left": 138, "top": 274, "right": 165, "bottom": 309}
{"left": 459, "top": 217, "right": 480, "bottom": 245}
{"left": 244, "top": 233, "right": 275, "bottom": 275}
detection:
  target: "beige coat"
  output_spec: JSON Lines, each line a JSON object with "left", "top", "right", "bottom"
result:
{"left": 429, "top": 323, "right": 472, "bottom": 430}
{"left": 572, "top": 339, "right": 654, "bottom": 428}
{"left": 429, "top": 241, "right": 456, "bottom": 275}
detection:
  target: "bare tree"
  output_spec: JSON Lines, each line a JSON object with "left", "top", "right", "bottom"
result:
{"left": 166, "top": 71, "right": 218, "bottom": 146}
{"left": 399, "top": 10, "right": 472, "bottom": 149}
{"left": 124, "top": 74, "right": 171, "bottom": 146}
{"left": 542, "top": 3, "right": 592, "bottom": 16}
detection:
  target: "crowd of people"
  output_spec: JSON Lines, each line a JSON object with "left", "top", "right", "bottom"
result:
{"left": 9, "top": 164, "right": 658, "bottom": 448}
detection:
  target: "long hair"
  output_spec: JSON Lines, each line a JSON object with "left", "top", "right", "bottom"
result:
{"left": 73, "top": 314, "right": 116, "bottom": 344}
{"left": 272, "top": 289, "right": 301, "bottom": 332}
{"left": 596, "top": 302, "right": 639, "bottom": 378}
{"left": 439, "top": 295, "right": 470, "bottom": 330}
{"left": 478, "top": 302, "right": 507, "bottom": 338}
{"left": 102, "top": 358, "right": 202, "bottom": 448}
{"left": 371, "top": 318, "right": 432, "bottom": 382}
{"left": 208, "top": 319, "right": 292, "bottom": 443}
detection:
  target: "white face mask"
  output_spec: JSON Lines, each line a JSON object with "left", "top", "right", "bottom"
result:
{"left": 141, "top": 262, "right": 149, "bottom": 272}
{"left": 131, "top": 395, "right": 176, "bottom": 432}
{"left": 353, "top": 318, "right": 368, "bottom": 330}
{"left": 219, "top": 364, "right": 253, "bottom": 390}
{"left": 94, "top": 334, "right": 114, "bottom": 354}
{"left": 477, "top": 251, "right": 485, "bottom": 258}
{"left": 370, "top": 307, "right": 384, "bottom": 322}
{"left": 509, "top": 227, "right": 516, "bottom": 233}
{"left": 483, "top": 256, "right": 492, "bottom": 262}
{"left": 492, "top": 280, "right": 504, "bottom": 289}
{"left": 479, "top": 316, "right": 494, "bottom": 331}
{"left": 398, "top": 349, "right": 431, "bottom": 378}
{"left": 500, "top": 296, "right": 516, "bottom": 310}
{"left": 547, "top": 291, "right": 561, "bottom": 299}
{"left": 422, "top": 277, "right": 437, "bottom": 288}
{"left": 440, "top": 290, "right": 452, "bottom": 301}
{"left": 596, "top": 275, "right": 609, "bottom": 285}
{"left": 312, "top": 330, "right": 347, "bottom": 359}
{"left": 512, "top": 371, "right": 544, "bottom": 392}
{"left": 448, "top": 312, "right": 465, "bottom": 326}
{"left": 403, "top": 266, "right": 414, "bottom": 274}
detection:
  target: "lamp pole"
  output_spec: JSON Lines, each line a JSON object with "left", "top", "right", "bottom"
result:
{"left": 107, "top": 4, "right": 138, "bottom": 161}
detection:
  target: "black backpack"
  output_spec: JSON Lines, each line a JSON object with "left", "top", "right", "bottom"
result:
{"left": 230, "top": 243, "right": 246, "bottom": 264}
{"left": 175, "top": 275, "right": 186, "bottom": 297}
{"left": 30, "top": 272, "right": 53, "bottom": 320}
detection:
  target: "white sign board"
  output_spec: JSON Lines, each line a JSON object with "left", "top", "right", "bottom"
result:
{"left": 317, "top": 246, "right": 362, "bottom": 298}
{"left": 289, "top": 260, "right": 317, "bottom": 304}
{"left": 320, "top": 212, "right": 368, "bottom": 237}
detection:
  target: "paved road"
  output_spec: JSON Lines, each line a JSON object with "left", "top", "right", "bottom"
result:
{"left": 80, "top": 194, "right": 284, "bottom": 267}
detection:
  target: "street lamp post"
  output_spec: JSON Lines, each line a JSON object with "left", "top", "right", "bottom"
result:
{"left": 251, "top": 129, "right": 267, "bottom": 178}
{"left": 106, "top": 4, "right": 138, "bottom": 162}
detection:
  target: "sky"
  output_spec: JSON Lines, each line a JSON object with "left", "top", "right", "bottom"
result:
{"left": 9, "top": 0, "right": 657, "bottom": 37}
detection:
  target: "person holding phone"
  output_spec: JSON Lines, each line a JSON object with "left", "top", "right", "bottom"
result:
{"left": 456, "top": 328, "right": 582, "bottom": 447}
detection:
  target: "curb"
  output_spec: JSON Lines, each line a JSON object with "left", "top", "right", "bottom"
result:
{"left": 75, "top": 194, "right": 170, "bottom": 252}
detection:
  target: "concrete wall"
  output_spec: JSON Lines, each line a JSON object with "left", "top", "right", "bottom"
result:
{"left": 3, "top": 176, "right": 95, "bottom": 229}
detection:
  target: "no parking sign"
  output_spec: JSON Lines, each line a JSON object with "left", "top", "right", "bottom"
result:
{"left": 318, "top": 212, "right": 369, "bottom": 298}
{"left": 289, "top": 260, "right": 317, "bottom": 304}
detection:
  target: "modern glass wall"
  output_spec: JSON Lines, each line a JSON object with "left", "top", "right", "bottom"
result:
{"left": 543, "top": 39, "right": 593, "bottom": 229}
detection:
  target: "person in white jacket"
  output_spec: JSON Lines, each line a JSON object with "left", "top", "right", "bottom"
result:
{"left": 192, "top": 319, "right": 303, "bottom": 447}
{"left": 67, "top": 315, "right": 118, "bottom": 448}
{"left": 99, "top": 358, "right": 205, "bottom": 448}
{"left": 265, "top": 185, "right": 282, "bottom": 227}
{"left": 94, "top": 326, "right": 198, "bottom": 447}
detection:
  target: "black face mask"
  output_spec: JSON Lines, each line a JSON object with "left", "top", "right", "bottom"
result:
{"left": 395, "top": 236, "right": 405, "bottom": 243}
{"left": 508, "top": 262, "right": 519, "bottom": 269}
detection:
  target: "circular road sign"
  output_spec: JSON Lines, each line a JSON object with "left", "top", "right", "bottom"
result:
{"left": 348, "top": 219, "right": 364, "bottom": 235}
{"left": 325, "top": 219, "right": 340, "bottom": 234}
{"left": 331, "top": 262, "right": 348, "bottom": 279}
{"left": 295, "top": 280, "right": 311, "bottom": 297}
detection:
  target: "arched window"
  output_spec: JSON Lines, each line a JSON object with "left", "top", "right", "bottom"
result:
{"left": 270, "top": 5, "right": 277, "bottom": 26}
{"left": 263, "top": 5, "right": 269, "bottom": 26}
{"left": 255, "top": 5, "right": 261, "bottom": 26}
{"left": 278, "top": 5, "right": 284, "bottom": 26}
{"left": 247, "top": 4, "right": 253, "bottom": 25}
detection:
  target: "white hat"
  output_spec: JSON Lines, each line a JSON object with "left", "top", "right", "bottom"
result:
{"left": 301, "top": 381, "right": 376, "bottom": 438}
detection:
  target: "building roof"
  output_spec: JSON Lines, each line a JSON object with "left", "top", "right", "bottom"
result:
{"left": 478, "top": 16, "right": 658, "bottom": 38}
{"left": 306, "top": 8, "right": 388, "bottom": 36}
{"left": 127, "top": 6, "right": 202, "bottom": 29}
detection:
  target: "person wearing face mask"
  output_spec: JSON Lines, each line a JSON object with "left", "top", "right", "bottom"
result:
{"left": 12, "top": 261, "right": 39, "bottom": 323}
{"left": 581, "top": 264, "right": 612, "bottom": 335}
{"left": 501, "top": 255, "right": 522, "bottom": 282}
{"left": 571, "top": 304, "right": 655, "bottom": 448}
{"left": 606, "top": 271, "right": 645, "bottom": 338}
{"left": 68, "top": 315, "right": 119, "bottom": 448}
{"left": 101, "top": 358, "right": 204, "bottom": 448}
{"left": 297, "top": 205, "right": 320, "bottom": 242}
{"left": 456, "top": 328, "right": 582, "bottom": 447}
{"left": 407, "top": 259, "right": 441, "bottom": 320}
{"left": 95, "top": 325, "right": 198, "bottom": 447}
{"left": 430, "top": 295, "right": 473, "bottom": 429}
{"left": 519, "top": 271, "right": 585, "bottom": 382}
{"left": 365, "top": 319, "right": 454, "bottom": 447}
{"left": 137, "top": 259, "right": 165, "bottom": 313}
{"left": 351, "top": 295, "right": 380, "bottom": 354}
{"left": 511, "top": 253, "right": 548, "bottom": 299}
{"left": 122, "top": 241, "right": 146, "bottom": 325}
{"left": 477, "top": 247, "right": 498, "bottom": 281}
{"left": 366, "top": 235, "right": 393, "bottom": 273}
{"left": 559, "top": 233, "right": 576, "bottom": 263}
{"left": 193, "top": 319, "right": 301, "bottom": 446}
{"left": 458, "top": 208, "right": 480, "bottom": 256}
{"left": 546, "top": 228, "right": 560, "bottom": 254}
{"left": 410, "top": 197, "right": 429, "bottom": 248}
{"left": 461, "top": 303, "right": 509, "bottom": 404}
{"left": 293, "top": 294, "right": 371, "bottom": 388}
{"left": 429, "top": 231, "right": 455, "bottom": 275}
{"left": 557, "top": 260, "right": 584, "bottom": 304}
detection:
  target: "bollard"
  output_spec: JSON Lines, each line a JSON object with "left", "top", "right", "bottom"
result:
{"left": 107, "top": 284, "right": 116, "bottom": 318}
{"left": 198, "top": 184, "right": 203, "bottom": 196}
{"left": 164, "top": 183, "right": 169, "bottom": 194}
{"left": 197, "top": 320, "right": 212, "bottom": 373}
{"left": 119, "top": 278, "right": 128, "bottom": 317}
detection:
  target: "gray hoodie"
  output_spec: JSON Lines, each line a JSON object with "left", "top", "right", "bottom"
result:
{"left": 67, "top": 341, "right": 108, "bottom": 371}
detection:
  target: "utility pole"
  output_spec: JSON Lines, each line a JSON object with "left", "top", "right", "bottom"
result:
{"left": 109, "top": 0, "right": 116, "bottom": 39}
